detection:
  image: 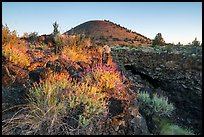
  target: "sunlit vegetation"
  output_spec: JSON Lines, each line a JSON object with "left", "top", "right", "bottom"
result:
{"left": 2, "top": 25, "right": 18, "bottom": 46}
{"left": 2, "top": 25, "right": 31, "bottom": 68}
{"left": 2, "top": 22, "right": 200, "bottom": 135}
{"left": 62, "top": 45, "right": 91, "bottom": 64}
{"left": 61, "top": 34, "right": 100, "bottom": 64}
{"left": 21, "top": 71, "right": 107, "bottom": 134}
{"left": 3, "top": 43, "right": 31, "bottom": 67}
{"left": 2, "top": 24, "right": 132, "bottom": 135}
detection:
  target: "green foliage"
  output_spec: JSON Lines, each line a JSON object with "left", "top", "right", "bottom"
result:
{"left": 36, "top": 44, "right": 48, "bottom": 50}
{"left": 160, "top": 120, "right": 194, "bottom": 135}
{"left": 79, "top": 115, "right": 91, "bottom": 127}
{"left": 138, "top": 92, "right": 152, "bottom": 116}
{"left": 152, "top": 93, "right": 174, "bottom": 116}
{"left": 52, "top": 21, "right": 60, "bottom": 37}
{"left": 192, "top": 37, "right": 200, "bottom": 46}
{"left": 29, "top": 32, "right": 39, "bottom": 44}
{"left": 138, "top": 91, "right": 174, "bottom": 117}
{"left": 152, "top": 33, "right": 165, "bottom": 46}
{"left": 51, "top": 21, "right": 64, "bottom": 54}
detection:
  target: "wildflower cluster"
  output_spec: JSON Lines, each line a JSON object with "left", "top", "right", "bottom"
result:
{"left": 2, "top": 25, "right": 31, "bottom": 68}
{"left": 62, "top": 45, "right": 91, "bottom": 64}
{"left": 2, "top": 43, "right": 31, "bottom": 68}
{"left": 2, "top": 25, "right": 18, "bottom": 46}
{"left": 83, "top": 62, "right": 129, "bottom": 102}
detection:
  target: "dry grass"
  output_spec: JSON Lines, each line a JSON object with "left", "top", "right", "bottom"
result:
{"left": 2, "top": 29, "right": 132, "bottom": 134}
{"left": 2, "top": 70, "right": 109, "bottom": 135}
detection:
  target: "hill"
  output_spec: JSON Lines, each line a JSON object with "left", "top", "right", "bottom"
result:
{"left": 64, "top": 20, "right": 152, "bottom": 46}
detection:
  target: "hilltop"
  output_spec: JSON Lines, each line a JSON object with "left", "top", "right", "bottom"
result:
{"left": 64, "top": 20, "right": 152, "bottom": 46}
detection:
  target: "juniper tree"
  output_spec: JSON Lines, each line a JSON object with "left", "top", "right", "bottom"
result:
{"left": 53, "top": 21, "right": 60, "bottom": 37}
{"left": 192, "top": 37, "right": 200, "bottom": 46}
{"left": 52, "top": 21, "right": 63, "bottom": 54}
{"left": 152, "top": 33, "right": 165, "bottom": 46}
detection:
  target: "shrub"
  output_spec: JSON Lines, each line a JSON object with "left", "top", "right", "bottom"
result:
{"left": 51, "top": 21, "right": 65, "bottom": 54}
{"left": 14, "top": 72, "right": 109, "bottom": 134}
{"left": 36, "top": 44, "right": 49, "bottom": 50}
{"left": 2, "top": 43, "right": 31, "bottom": 68}
{"left": 152, "top": 33, "right": 165, "bottom": 46}
{"left": 72, "top": 81, "right": 108, "bottom": 126}
{"left": 151, "top": 93, "right": 174, "bottom": 116}
{"left": 160, "top": 121, "right": 194, "bottom": 135}
{"left": 61, "top": 34, "right": 99, "bottom": 64}
{"left": 62, "top": 45, "right": 91, "bottom": 64}
{"left": 53, "top": 34, "right": 65, "bottom": 54}
{"left": 2, "top": 25, "right": 18, "bottom": 46}
{"left": 192, "top": 37, "right": 200, "bottom": 46}
{"left": 2, "top": 25, "right": 31, "bottom": 68}
{"left": 138, "top": 91, "right": 174, "bottom": 117}
{"left": 25, "top": 73, "right": 71, "bottom": 133}
{"left": 83, "top": 63, "right": 128, "bottom": 101}
{"left": 85, "top": 64, "right": 120, "bottom": 90}
{"left": 138, "top": 92, "right": 152, "bottom": 116}
{"left": 28, "top": 32, "right": 39, "bottom": 44}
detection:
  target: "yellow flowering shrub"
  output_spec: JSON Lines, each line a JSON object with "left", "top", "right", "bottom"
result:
{"left": 62, "top": 46, "right": 91, "bottom": 64}
{"left": 2, "top": 43, "right": 31, "bottom": 68}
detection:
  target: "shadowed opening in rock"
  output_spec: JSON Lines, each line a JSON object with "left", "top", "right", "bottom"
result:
{"left": 109, "top": 98, "right": 124, "bottom": 117}
{"left": 29, "top": 67, "right": 46, "bottom": 83}
{"left": 124, "top": 64, "right": 160, "bottom": 88}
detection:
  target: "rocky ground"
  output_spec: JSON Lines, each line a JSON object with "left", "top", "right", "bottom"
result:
{"left": 2, "top": 44, "right": 202, "bottom": 135}
{"left": 110, "top": 45, "right": 202, "bottom": 135}
{"left": 2, "top": 45, "right": 150, "bottom": 135}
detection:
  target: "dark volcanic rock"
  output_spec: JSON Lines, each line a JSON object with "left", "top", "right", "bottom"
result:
{"left": 109, "top": 98, "right": 124, "bottom": 118}
{"left": 111, "top": 46, "right": 202, "bottom": 134}
{"left": 29, "top": 67, "right": 46, "bottom": 83}
{"left": 46, "top": 60, "right": 64, "bottom": 72}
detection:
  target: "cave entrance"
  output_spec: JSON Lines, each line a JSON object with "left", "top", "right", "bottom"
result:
{"left": 124, "top": 64, "right": 161, "bottom": 89}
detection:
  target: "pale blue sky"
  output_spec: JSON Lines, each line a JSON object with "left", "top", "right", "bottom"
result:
{"left": 2, "top": 2, "right": 202, "bottom": 45}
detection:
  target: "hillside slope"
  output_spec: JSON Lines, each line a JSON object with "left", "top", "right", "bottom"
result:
{"left": 64, "top": 20, "right": 152, "bottom": 46}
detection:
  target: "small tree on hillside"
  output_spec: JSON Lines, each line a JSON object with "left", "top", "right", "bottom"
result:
{"left": 29, "top": 32, "right": 39, "bottom": 44}
{"left": 52, "top": 21, "right": 63, "bottom": 54}
{"left": 152, "top": 33, "right": 165, "bottom": 46}
{"left": 192, "top": 37, "right": 200, "bottom": 46}
{"left": 177, "top": 42, "right": 183, "bottom": 46}
{"left": 53, "top": 21, "right": 60, "bottom": 37}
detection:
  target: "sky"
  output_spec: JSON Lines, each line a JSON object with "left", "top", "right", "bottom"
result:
{"left": 2, "top": 2, "right": 202, "bottom": 45}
